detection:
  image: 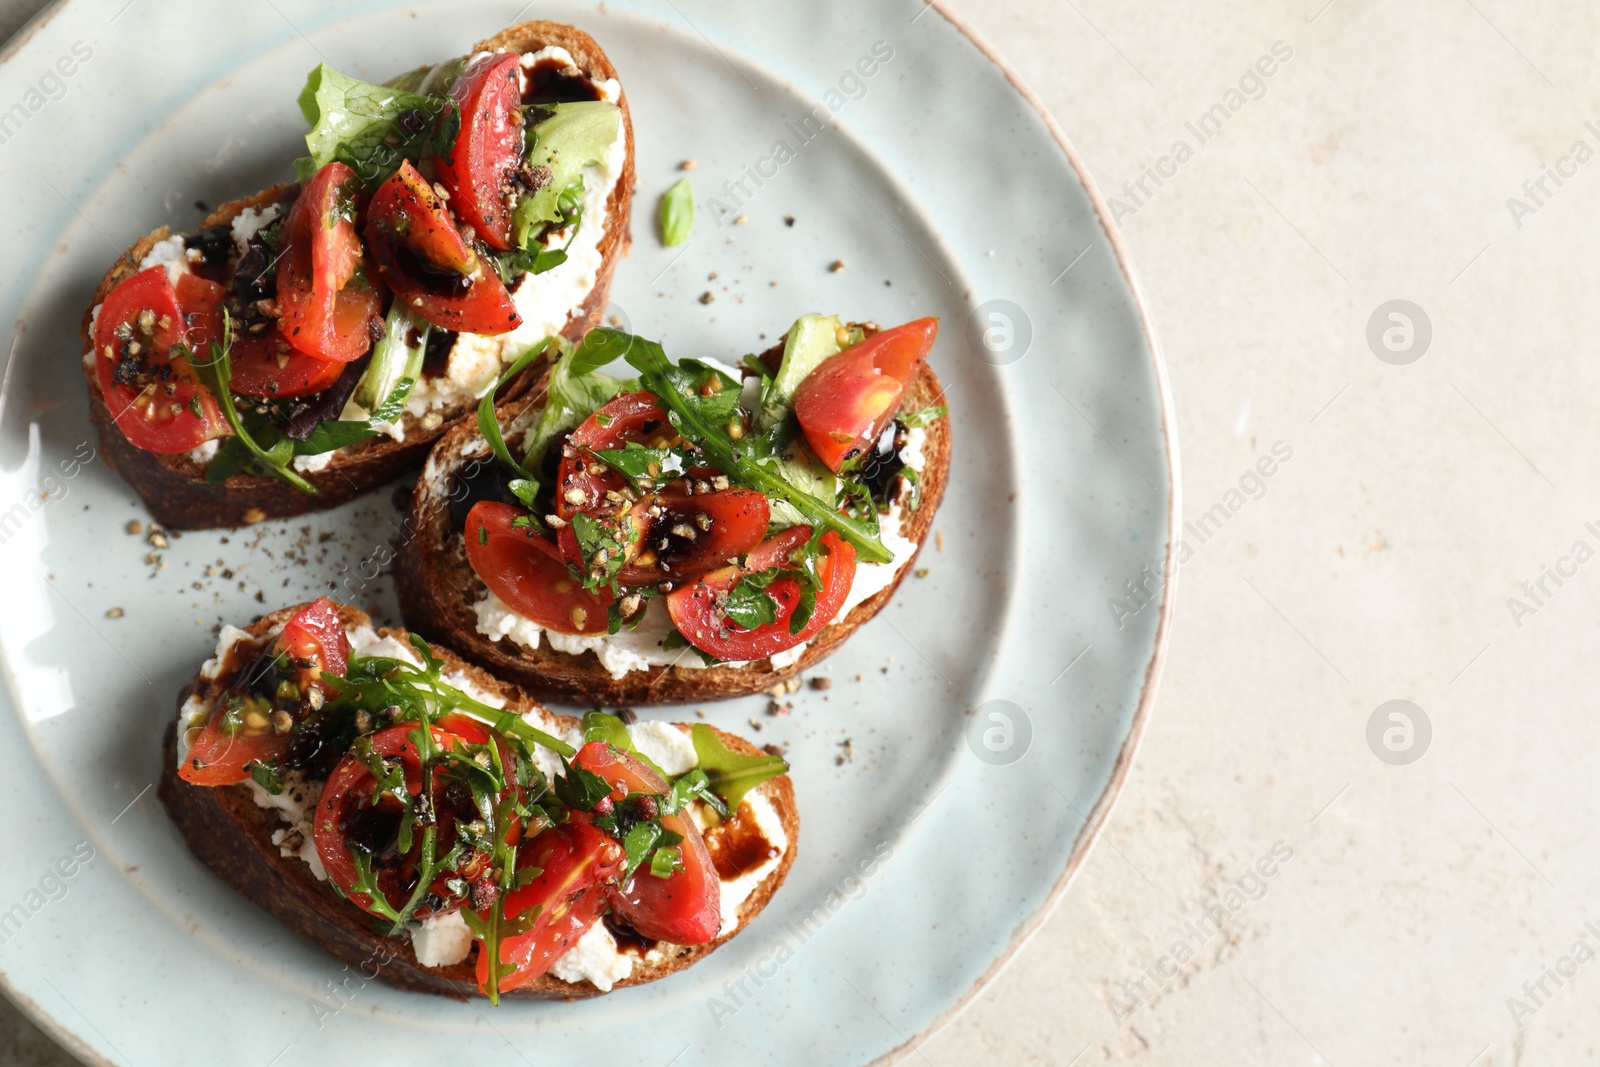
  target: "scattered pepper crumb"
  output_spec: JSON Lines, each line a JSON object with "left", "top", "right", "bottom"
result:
{"left": 828, "top": 259, "right": 845, "bottom": 273}
{"left": 695, "top": 709, "right": 706, "bottom": 719}
{"left": 783, "top": 215, "right": 795, "bottom": 227}
{"left": 762, "top": 743, "right": 786, "bottom": 758}
{"left": 699, "top": 291, "right": 715, "bottom": 304}
{"left": 835, "top": 738, "right": 854, "bottom": 765}
{"left": 707, "top": 271, "right": 718, "bottom": 280}
{"left": 915, "top": 567, "right": 930, "bottom": 578}
{"left": 809, "top": 676, "right": 832, "bottom": 691}
{"left": 124, "top": 519, "right": 141, "bottom": 535}
{"left": 104, "top": 607, "right": 124, "bottom": 619}
{"left": 746, "top": 717, "right": 763, "bottom": 732}
{"left": 855, "top": 674, "right": 864, "bottom": 682}
{"left": 679, "top": 159, "right": 697, "bottom": 170}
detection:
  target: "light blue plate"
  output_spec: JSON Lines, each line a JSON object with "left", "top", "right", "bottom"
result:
{"left": 0, "top": 1, "right": 1176, "bottom": 1063}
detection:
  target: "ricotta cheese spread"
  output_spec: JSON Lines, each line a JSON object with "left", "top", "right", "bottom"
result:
{"left": 474, "top": 428, "right": 929, "bottom": 678}
{"left": 174, "top": 619, "right": 783, "bottom": 992}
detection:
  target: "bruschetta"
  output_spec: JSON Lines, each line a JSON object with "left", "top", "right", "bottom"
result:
{"left": 393, "top": 316, "right": 951, "bottom": 703}
{"left": 158, "top": 599, "right": 796, "bottom": 1000}
{"left": 83, "top": 20, "right": 634, "bottom": 529}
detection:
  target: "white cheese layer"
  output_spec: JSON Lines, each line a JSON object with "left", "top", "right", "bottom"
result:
{"left": 173, "top": 621, "right": 782, "bottom": 992}
{"left": 474, "top": 429, "right": 928, "bottom": 678}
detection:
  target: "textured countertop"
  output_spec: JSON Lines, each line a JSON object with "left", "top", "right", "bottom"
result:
{"left": 5, "top": 1, "right": 1592, "bottom": 1064}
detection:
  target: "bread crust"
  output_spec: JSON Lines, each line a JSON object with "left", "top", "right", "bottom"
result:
{"left": 83, "top": 20, "right": 635, "bottom": 530}
{"left": 156, "top": 602, "right": 798, "bottom": 1000}
{"left": 392, "top": 351, "right": 951, "bottom": 704}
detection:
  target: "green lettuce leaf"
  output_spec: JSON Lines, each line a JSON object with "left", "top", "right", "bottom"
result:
{"left": 295, "top": 64, "right": 455, "bottom": 185}
{"left": 512, "top": 101, "right": 621, "bottom": 244}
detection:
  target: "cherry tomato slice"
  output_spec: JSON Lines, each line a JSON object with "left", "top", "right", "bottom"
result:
{"left": 365, "top": 160, "right": 521, "bottom": 335}
{"left": 794, "top": 318, "right": 939, "bottom": 473}
{"left": 278, "top": 161, "right": 383, "bottom": 363}
{"left": 667, "top": 528, "right": 857, "bottom": 662}
{"left": 554, "top": 393, "right": 768, "bottom": 585}
{"left": 174, "top": 273, "right": 344, "bottom": 398}
{"left": 93, "top": 266, "right": 226, "bottom": 454}
{"left": 573, "top": 741, "right": 721, "bottom": 945}
{"left": 316, "top": 713, "right": 509, "bottom": 919}
{"left": 555, "top": 392, "right": 673, "bottom": 521}
{"left": 179, "top": 598, "right": 351, "bottom": 787}
{"left": 480, "top": 822, "right": 625, "bottom": 993}
{"left": 465, "top": 501, "right": 614, "bottom": 634}
{"left": 438, "top": 53, "right": 524, "bottom": 251}
{"left": 618, "top": 489, "right": 770, "bottom": 586}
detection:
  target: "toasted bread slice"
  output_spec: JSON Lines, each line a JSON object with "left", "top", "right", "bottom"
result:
{"left": 392, "top": 341, "right": 951, "bottom": 704}
{"left": 157, "top": 602, "right": 798, "bottom": 1000}
{"left": 83, "top": 20, "right": 635, "bottom": 530}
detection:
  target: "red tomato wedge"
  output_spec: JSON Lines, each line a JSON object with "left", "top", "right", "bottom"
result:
{"left": 93, "top": 266, "right": 226, "bottom": 454}
{"left": 315, "top": 714, "right": 504, "bottom": 918}
{"left": 438, "top": 53, "right": 524, "bottom": 251}
{"left": 465, "top": 501, "right": 614, "bottom": 634}
{"left": 574, "top": 741, "right": 722, "bottom": 945}
{"left": 554, "top": 392, "right": 672, "bottom": 521}
{"left": 667, "top": 527, "right": 856, "bottom": 662}
{"left": 277, "top": 161, "right": 383, "bottom": 363}
{"left": 480, "top": 822, "right": 625, "bottom": 993}
{"left": 179, "top": 598, "right": 351, "bottom": 786}
{"left": 174, "top": 273, "right": 345, "bottom": 398}
{"left": 365, "top": 160, "right": 521, "bottom": 335}
{"left": 794, "top": 317, "right": 938, "bottom": 472}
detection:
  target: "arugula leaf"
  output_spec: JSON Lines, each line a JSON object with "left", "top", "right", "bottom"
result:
{"left": 611, "top": 329, "right": 892, "bottom": 563}
{"left": 185, "top": 326, "right": 317, "bottom": 494}
{"left": 901, "top": 404, "right": 948, "bottom": 429}
{"left": 664, "top": 767, "right": 729, "bottom": 819}
{"left": 589, "top": 441, "right": 695, "bottom": 492}
{"left": 554, "top": 758, "right": 614, "bottom": 812}
{"left": 247, "top": 760, "right": 283, "bottom": 795}
{"left": 475, "top": 339, "right": 555, "bottom": 527}
{"left": 658, "top": 177, "right": 694, "bottom": 246}
{"left": 295, "top": 64, "right": 454, "bottom": 185}
{"left": 570, "top": 511, "right": 630, "bottom": 590}
{"left": 690, "top": 724, "right": 788, "bottom": 811}
{"left": 723, "top": 569, "right": 780, "bottom": 630}
{"left": 513, "top": 101, "right": 621, "bottom": 242}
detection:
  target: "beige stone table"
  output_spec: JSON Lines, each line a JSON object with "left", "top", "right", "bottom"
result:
{"left": 2, "top": 1, "right": 1592, "bottom": 1064}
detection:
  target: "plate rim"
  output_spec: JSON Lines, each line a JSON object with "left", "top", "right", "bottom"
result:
{"left": 0, "top": 2, "right": 1181, "bottom": 1063}
{"left": 866, "top": 4, "right": 1181, "bottom": 1062}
